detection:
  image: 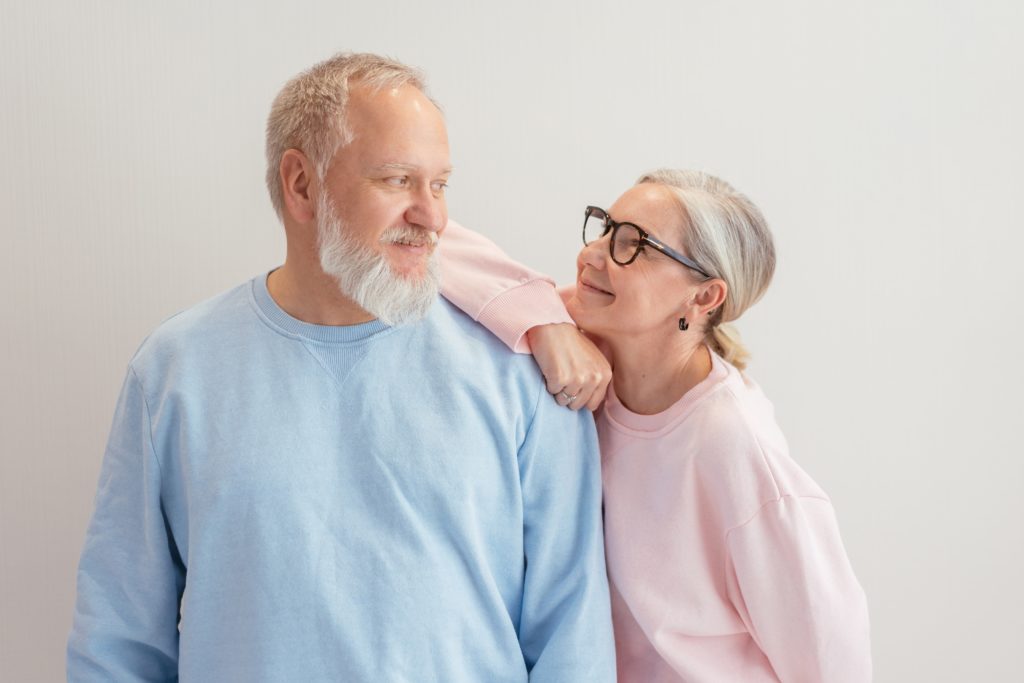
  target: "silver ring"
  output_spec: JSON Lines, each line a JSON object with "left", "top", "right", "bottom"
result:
{"left": 558, "top": 390, "right": 578, "bottom": 403}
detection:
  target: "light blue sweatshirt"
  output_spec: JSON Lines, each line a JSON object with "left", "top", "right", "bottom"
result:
{"left": 67, "top": 274, "right": 615, "bottom": 682}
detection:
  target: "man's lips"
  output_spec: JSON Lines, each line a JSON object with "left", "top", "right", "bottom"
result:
{"left": 387, "top": 241, "right": 434, "bottom": 253}
{"left": 380, "top": 228, "right": 439, "bottom": 251}
{"left": 580, "top": 279, "right": 614, "bottom": 296}
{"left": 383, "top": 232, "right": 438, "bottom": 255}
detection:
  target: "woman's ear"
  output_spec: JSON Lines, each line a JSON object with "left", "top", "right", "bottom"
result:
{"left": 694, "top": 278, "right": 728, "bottom": 316}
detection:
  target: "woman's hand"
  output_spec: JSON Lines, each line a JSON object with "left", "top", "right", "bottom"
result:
{"left": 526, "top": 323, "right": 612, "bottom": 411}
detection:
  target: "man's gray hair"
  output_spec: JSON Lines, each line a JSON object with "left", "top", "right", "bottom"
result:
{"left": 265, "top": 52, "right": 428, "bottom": 221}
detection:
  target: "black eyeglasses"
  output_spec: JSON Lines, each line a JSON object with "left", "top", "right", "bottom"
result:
{"left": 582, "top": 206, "right": 711, "bottom": 278}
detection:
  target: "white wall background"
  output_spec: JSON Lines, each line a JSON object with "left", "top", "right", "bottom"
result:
{"left": 2, "top": 1, "right": 1021, "bottom": 680}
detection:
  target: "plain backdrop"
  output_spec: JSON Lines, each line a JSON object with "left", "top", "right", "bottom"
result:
{"left": 2, "top": 1, "right": 1022, "bottom": 680}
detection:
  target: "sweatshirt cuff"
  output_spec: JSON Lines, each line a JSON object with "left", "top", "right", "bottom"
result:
{"left": 475, "top": 280, "right": 575, "bottom": 354}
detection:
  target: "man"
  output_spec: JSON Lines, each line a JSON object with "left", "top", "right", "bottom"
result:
{"left": 68, "top": 53, "right": 615, "bottom": 682}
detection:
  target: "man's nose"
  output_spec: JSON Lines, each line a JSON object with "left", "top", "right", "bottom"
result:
{"left": 405, "top": 184, "right": 446, "bottom": 233}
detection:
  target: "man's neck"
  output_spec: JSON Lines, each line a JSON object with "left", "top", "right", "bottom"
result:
{"left": 266, "top": 261, "right": 375, "bottom": 326}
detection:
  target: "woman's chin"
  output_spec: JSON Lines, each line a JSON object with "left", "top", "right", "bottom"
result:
{"left": 567, "top": 297, "right": 606, "bottom": 334}
{"left": 565, "top": 295, "right": 585, "bottom": 322}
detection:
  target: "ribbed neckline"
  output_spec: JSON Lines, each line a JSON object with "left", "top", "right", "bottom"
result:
{"left": 603, "top": 348, "right": 732, "bottom": 437}
{"left": 249, "top": 271, "right": 394, "bottom": 345}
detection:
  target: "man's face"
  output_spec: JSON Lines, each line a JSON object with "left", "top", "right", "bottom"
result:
{"left": 321, "top": 84, "right": 452, "bottom": 283}
{"left": 316, "top": 188, "right": 442, "bottom": 327}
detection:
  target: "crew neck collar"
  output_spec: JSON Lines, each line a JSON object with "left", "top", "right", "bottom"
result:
{"left": 603, "top": 347, "right": 731, "bottom": 435}
{"left": 250, "top": 271, "right": 393, "bottom": 344}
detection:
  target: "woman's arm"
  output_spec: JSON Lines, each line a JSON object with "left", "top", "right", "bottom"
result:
{"left": 439, "top": 220, "right": 610, "bottom": 410}
{"left": 439, "top": 220, "right": 572, "bottom": 353}
{"left": 725, "top": 496, "right": 873, "bottom": 682}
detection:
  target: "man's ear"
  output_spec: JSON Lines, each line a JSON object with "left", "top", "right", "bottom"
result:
{"left": 280, "top": 149, "right": 316, "bottom": 224}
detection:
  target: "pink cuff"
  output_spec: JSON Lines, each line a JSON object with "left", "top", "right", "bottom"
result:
{"left": 475, "top": 280, "right": 575, "bottom": 353}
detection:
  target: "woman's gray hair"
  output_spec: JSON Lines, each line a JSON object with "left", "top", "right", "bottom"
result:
{"left": 637, "top": 169, "right": 776, "bottom": 370}
{"left": 265, "top": 52, "right": 428, "bottom": 221}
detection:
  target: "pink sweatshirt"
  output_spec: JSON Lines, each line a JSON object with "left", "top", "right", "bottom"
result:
{"left": 438, "top": 220, "right": 574, "bottom": 352}
{"left": 600, "top": 356, "right": 871, "bottom": 682}
{"left": 440, "top": 220, "right": 872, "bottom": 682}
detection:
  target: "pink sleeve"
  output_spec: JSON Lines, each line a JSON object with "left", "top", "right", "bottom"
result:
{"left": 439, "top": 219, "right": 573, "bottom": 353}
{"left": 725, "top": 496, "right": 873, "bottom": 683}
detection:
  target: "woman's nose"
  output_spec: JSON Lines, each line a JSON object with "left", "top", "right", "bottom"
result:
{"left": 579, "top": 235, "right": 609, "bottom": 270}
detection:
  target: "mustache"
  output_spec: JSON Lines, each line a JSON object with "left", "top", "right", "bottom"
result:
{"left": 378, "top": 226, "right": 439, "bottom": 247}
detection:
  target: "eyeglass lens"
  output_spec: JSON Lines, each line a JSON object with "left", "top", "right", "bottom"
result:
{"left": 583, "top": 211, "right": 610, "bottom": 245}
{"left": 584, "top": 211, "right": 643, "bottom": 265}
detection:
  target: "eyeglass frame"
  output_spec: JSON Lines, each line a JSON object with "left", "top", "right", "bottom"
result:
{"left": 582, "top": 205, "right": 712, "bottom": 278}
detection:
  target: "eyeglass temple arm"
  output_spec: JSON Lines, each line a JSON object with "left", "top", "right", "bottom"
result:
{"left": 643, "top": 234, "right": 710, "bottom": 277}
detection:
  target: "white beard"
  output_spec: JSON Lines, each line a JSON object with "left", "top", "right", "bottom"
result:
{"left": 316, "top": 193, "right": 440, "bottom": 326}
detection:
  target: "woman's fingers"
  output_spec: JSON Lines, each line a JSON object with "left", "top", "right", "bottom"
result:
{"left": 527, "top": 323, "right": 612, "bottom": 411}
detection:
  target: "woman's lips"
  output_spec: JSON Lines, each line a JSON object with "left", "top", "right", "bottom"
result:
{"left": 580, "top": 279, "right": 614, "bottom": 297}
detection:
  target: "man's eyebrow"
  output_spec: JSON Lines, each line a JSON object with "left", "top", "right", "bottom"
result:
{"left": 370, "top": 163, "right": 454, "bottom": 174}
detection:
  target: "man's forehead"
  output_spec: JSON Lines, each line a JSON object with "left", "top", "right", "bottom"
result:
{"left": 348, "top": 83, "right": 442, "bottom": 122}
{"left": 347, "top": 86, "right": 446, "bottom": 132}
{"left": 341, "top": 85, "right": 451, "bottom": 174}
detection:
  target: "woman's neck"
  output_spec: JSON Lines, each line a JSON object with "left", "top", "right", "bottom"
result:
{"left": 604, "top": 332, "right": 712, "bottom": 416}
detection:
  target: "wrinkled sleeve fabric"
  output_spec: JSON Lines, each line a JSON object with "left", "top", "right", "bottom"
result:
{"left": 516, "top": 385, "right": 616, "bottom": 682}
{"left": 67, "top": 367, "right": 185, "bottom": 682}
{"left": 439, "top": 220, "right": 573, "bottom": 353}
{"left": 725, "top": 496, "right": 873, "bottom": 683}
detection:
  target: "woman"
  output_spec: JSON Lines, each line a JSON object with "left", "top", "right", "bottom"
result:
{"left": 441, "top": 169, "right": 872, "bottom": 682}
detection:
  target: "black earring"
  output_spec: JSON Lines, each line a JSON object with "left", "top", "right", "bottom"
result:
{"left": 678, "top": 317, "right": 689, "bottom": 331}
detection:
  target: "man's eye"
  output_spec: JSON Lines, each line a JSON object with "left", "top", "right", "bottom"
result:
{"left": 431, "top": 181, "right": 449, "bottom": 193}
{"left": 384, "top": 177, "right": 408, "bottom": 187}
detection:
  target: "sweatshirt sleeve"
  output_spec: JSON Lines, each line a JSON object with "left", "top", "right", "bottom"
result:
{"left": 724, "top": 495, "right": 872, "bottom": 683}
{"left": 67, "top": 367, "right": 185, "bottom": 682}
{"left": 438, "top": 220, "right": 573, "bottom": 353}
{"left": 516, "top": 384, "right": 616, "bottom": 681}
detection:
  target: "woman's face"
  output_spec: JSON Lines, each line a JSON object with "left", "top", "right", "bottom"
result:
{"left": 567, "top": 183, "right": 703, "bottom": 342}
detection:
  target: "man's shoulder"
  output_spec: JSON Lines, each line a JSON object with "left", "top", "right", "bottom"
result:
{"left": 130, "top": 278, "right": 257, "bottom": 371}
{"left": 426, "top": 298, "right": 539, "bottom": 373}
{"left": 422, "top": 298, "right": 592, "bottom": 435}
{"left": 417, "top": 298, "right": 549, "bottom": 406}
